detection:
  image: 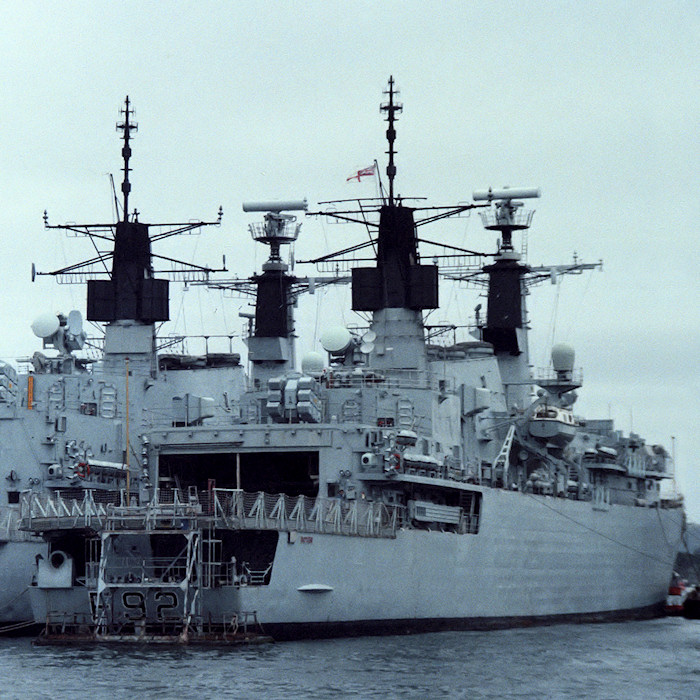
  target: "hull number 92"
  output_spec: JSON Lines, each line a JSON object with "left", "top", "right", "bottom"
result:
{"left": 121, "top": 590, "right": 179, "bottom": 620}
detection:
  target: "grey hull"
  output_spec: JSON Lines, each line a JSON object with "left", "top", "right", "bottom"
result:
{"left": 233, "top": 495, "right": 682, "bottom": 627}
{"left": 261, "top": 604, "right": 664, "bottom": 640}
{"left": 29, "top": 491, "right": 683, "bottom": 638}
{"left": 0, "top": 540, "right": 47, "bottom": 625}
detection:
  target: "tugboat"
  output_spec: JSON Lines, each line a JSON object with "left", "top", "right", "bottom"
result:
{"left": 664, "top": 574, "right": 695, "bottom": 615}
{"left": 20, "top": 79, "right": 684, "bottom": 643}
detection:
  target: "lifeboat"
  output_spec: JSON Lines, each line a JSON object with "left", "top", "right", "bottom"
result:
{"left": 528, "top": 405, "right": 577, "bottom": 446}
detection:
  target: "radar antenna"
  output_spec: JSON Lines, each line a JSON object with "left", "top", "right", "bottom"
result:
{"left": 242, "top": 200, "right": 308, "bottom": 267}
{"left": 203, "top": 200, "right": 349, "bottom": 304}
{"left": 473, "top": 187, "right": 541, "bottom": 251}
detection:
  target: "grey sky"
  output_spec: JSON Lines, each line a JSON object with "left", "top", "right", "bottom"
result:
{"left": 1, "top": 1, "right": 698, "bottom": 518}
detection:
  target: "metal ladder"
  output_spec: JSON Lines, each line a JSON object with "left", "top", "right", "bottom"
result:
{"left": 492, "top": 425, "right": 516, "bottom": 487}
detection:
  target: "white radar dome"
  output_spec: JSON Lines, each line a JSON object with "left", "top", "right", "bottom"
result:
{"left": 551, "top": 343, "right": 575, "bottom": 373}
{"left": 301, "top": 351, "right": 325, "bottom": 374}
{"left": 320, "top": 326, "right": 352, "bottom": 354}
{"left": 31, "top": 313, "right": 60, "bottom": 339}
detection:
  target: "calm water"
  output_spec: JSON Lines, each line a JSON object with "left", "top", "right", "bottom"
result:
{"left": 0, "top": 618, "right": 698, "bottom": 699}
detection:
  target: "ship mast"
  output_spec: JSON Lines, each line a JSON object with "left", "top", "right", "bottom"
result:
{"left": 349, "top": 78, "right": 436, "bottom": 369}
{"left": 200, "top": 203, "right": 351, "bottom": 386}
{"left": 37, "top": 97, "right": 225, "bottom": 377}
{"left": 472, "top": 188, "right": 540, "bottom": 408}
{"left": 381, "top": 76, "right": 402, "bottom": 206}
{"left": 468, "top": 187, "right": 601, "bottom": 408}
{"left": 242, "top": 200, "right": 308, "bottom": 388}
{"left": 474, "top": 187, "right": 540, "bottom": 357}
{"left": 87, "top": 97, "right": 167, "bottom": 373}
{"left": 306, "top": 77, "right": 485, "bottom": 370}
{"left": 117, "top": 96, "right": 137, "bottom": 222}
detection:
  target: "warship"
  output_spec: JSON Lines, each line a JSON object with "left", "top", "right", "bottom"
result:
{"left": 0, "top": 98, "right": 238, "bottom": 630}
{"left": 20, "top": 79, "right": 684, "bottom": 642}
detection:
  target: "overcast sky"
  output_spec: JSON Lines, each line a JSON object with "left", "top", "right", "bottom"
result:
{"left": 1, "top": 1, "right": 698, "bottom": 519}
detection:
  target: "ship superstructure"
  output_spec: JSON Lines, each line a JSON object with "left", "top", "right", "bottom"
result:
{"left": 0, "top": 98, "right": 238, "bottom": 628}
{"left": 19, "top": 80, "right": 684, "bottom": 643}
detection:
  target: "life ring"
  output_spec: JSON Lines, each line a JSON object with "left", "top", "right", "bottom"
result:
{"left": 76, "top": 462, "right": 91, "bottom": 478}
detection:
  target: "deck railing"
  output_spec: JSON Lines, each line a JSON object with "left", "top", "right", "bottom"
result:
{"left": 0, "top": 506, "right": 40, "bottom": 542}
{"left": 19, "top": 490, "right": 111, "bottom": 531}
{"left": 211, "top": 489, "right": 400, "bottom": 538}
{"left": 20, "top": 488, "right": 402, "bottom": 539}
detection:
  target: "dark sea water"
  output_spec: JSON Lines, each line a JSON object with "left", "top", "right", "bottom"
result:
{"left": 1, "top": 618, "right": 698, "bottom": 699}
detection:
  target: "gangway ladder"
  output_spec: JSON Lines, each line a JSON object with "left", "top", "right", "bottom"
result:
{"left": 92, "top": 530, "right": 113, "bottom": 638}
{"left": 202, "top": 525, "right": 224, "bottom": 588}
{"left": 492, "top": 424, "right": 516, "bottom": 488}
{"left": 181, "top": 530, "right": 203, "bottom": 641}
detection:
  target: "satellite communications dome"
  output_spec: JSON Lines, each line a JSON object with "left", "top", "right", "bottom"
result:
{"left": 320, "top": 326, "right": 352, "bottom": 354}
{"left": 31, "top": 313, "right": 60, "bottom": 339}
{"left": 551, "top": 343, "right": 575, "bottom": 373}
{"left": 301, "top": 351, "right": 325, "bottom": 374}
